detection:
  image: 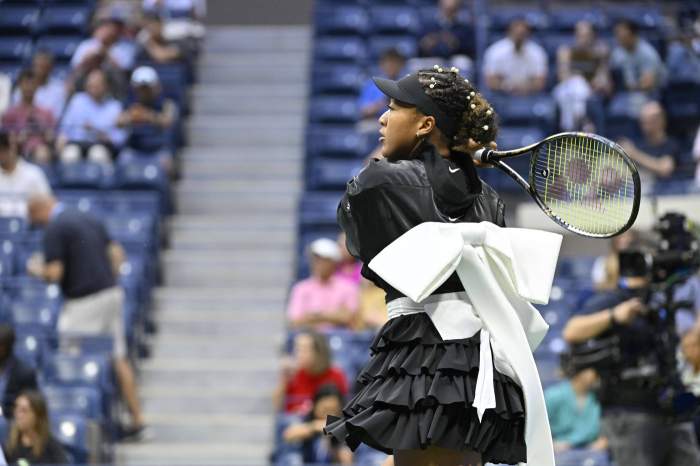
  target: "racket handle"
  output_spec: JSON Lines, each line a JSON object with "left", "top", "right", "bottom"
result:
{"left": 473, "top": 148, "right": 494, "bottom": 164}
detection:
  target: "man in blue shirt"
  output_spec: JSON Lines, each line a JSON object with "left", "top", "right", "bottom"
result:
{"left": 357, "top": 49, "right": 406, "bottom": 129}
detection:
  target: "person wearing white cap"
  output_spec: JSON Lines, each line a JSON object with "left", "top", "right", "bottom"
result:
{"left": 286, "top": 238, "right": 360, "bottom": 331}
{"left": 116, "top": 66, "right": 177, "bottom": 174}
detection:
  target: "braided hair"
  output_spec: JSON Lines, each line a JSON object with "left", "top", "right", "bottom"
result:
{"left": 416, "top": 67, "right": 498, "bottom": 151}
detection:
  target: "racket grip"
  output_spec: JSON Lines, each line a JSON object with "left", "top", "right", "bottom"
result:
{"left": 473, "top": 148, "right": 493, "bottom": 164}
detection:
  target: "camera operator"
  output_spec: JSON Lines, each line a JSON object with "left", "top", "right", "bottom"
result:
{"left": 563, "top": 242, "right": 700, "bottom": 465}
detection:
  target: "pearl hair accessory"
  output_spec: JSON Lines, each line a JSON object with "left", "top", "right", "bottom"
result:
{"left": 430, "top": 76, "right": 436, "bottom": 82}
{"left": 470, "top": 91, "right": 475, "bottom": 96}
{"left": 486, "top": 109, "right": 492, "bottom": 115}
{"left": 429, "top": 83, "right": 435, "bottom": 88}
{"left": 483, "top": 125, "right": 489, "bottom": 130}
{"left": 433, "top": 64, "right": 440, "bottom": 70}
{"left": 466, "top": 95, "right": 471, "bottom": 100}
{"left": 450, "top": 66, "right": 459, "bottom": 73}
{"left": 464, "top": 78, "right": 469, "bottom": 83}
{"left": 470, "top": 104, "right": 476, "bottom": 109}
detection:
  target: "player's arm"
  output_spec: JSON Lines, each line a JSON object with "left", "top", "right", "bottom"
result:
{"left": 27, "top": 258, "right": 64, "bottom": 283}
{"left": 563, "top": 298, "right": 643, "bottom": 343}
{"left": 108, "top": 241, "right": 125, "bottom": 277}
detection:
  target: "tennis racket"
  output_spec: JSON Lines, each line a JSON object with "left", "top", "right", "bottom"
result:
{"left": 474, "top": 132, "right": 641, "bottom": 238}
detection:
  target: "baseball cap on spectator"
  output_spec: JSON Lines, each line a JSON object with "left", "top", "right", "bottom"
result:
{"left": 131, "top": 66, "right": 159, "bottom": 87}
{"left": 308, "top": 238, "right": 341, "bottom": 262}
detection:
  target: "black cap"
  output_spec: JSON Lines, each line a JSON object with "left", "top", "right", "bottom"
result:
{"left": 373, "top": 72, "right": 457, "bottom": 138}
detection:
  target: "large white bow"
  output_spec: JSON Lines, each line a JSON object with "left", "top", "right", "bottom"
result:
{"left": 369, "top": 221, "right": 561, "bottom": 466}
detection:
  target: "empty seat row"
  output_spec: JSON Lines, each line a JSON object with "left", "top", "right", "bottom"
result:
{"left": 0, "top": 4, "right": 94, "bottom": 36}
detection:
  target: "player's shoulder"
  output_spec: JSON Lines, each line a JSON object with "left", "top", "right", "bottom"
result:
{"left": 350, "top": 157, "right": 427, "bottom": 193}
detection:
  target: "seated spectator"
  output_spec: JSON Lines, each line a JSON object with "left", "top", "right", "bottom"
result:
{"left": 357, "top": 49, "right": 406, "bottom": 132}
{"left": 554, "top": 21, "right": 611, "bottom": 131}
{"left": 591, "top": 229, "right": 638, "bottom": 291}
{"left": 610, "top": 20, "right": 665, "bottom": 115}
{"left": 12, "top": 51, "right": 67, "bottom": 121}
{"left": 0, "top": 72, "right": 12, "bottom": 116}
{"left": 274, "top": 330, "right": 349, "bottom": 415}
{"left": 117, "top": 66, "right": 177, "bottom": 174}
{"left": 545, "top": 364, "right": 607, "bottom": 453}
{"left": 418, "top": 0, "right": 473, "bottom": 72}
{"left": 483, "top": 18, "right": 547, "bottom": 95}
{"left": 666, "top": 20, "right": 700, "bottom": 84}
{"left": 618, "top": 101, "right": 679, "bottom": 192}
{"left": 57, "top": 69, "right": 126, "bottom": 167}
{"left": 4, "top": 391, "right": 68, "bottom": 465}
{"left": 27, "top": 195, "right": 146, "bottom": 440}
{"left": 681, "top": 327, "right": 700, "bottom": 396}
{"left": 287, "top": 238, "right": 359, "bottom": 331}
{"left": 335, "top": 232, "right": 361, "bottom": 285}
{"left": 282, "top": 384, "right": 353, "bottom": 465}
{"left": 2, "top": 69, "right": 56, "bottom": 165}
{"left": 143, "top": 0, "right": 206, "bottom": 20}
{"left": 142, "top": 0, "right": 206, "bottom": 42}
{"left": 136, "top": 12, "right": 185, "bottom": 64}
{"left": 71, "top": 17, "right": 135, "bottom": 99}
{"left": 0, "top": 129, "right": 52, "bottom": 218}
{"left": 0, "top": 325, "right": 39, "bottom": 419}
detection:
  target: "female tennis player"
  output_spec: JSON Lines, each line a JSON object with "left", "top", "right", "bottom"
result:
{"left": 324, "top": 67, "right": 525, "bottom": 466}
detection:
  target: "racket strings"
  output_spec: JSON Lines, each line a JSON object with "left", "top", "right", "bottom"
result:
{"left": 531, "top": 135, "right": 637, "bottom": 236}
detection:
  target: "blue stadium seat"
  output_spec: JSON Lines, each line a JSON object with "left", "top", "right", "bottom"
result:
{"left": 488, "top": 7, "right": 550, "bottom": 31}
{"left": 35, "top": 35, "right": 83, "bottom": 63}
{"left": 55, "top": 190, "right": 102, "bottom": 215}
{"left": 604, "top": 93, "right": 641, "bottom": 140}
{"left": 99, "top": 190, "right": 160, "bottom": 216}
{"left": 0, "top": 217, "right": 25, "bottom": 237}
{"left": 309, "top": 95, "right": 359, "bottom": 124}
{"left": 55, "top": 334, "right": 114, "bottom": 358}
{"left": 312, "top": 64, "right": 364, "bottom": 95}
{"left": 270, "top": 413, "right": 304, "bottom": 464}
{"left": 141, "top": 62, "right": 189, "bottom": 113}
{"left": 58, "top": 161, "right": 107, "bottom": 189}
{"left": 314, "top": 5, "right": 369, "bottom": 36}
{"left": 0, "top": 416, "right": 8, "bottom": 442}
{"left": 0, "top": 36, "right": 33, "bottom": 63}
{"left": 103, "top": 213, "right": 154, "bottom": 246}
{"left": 115, "top": 159, "right": 167, "bottom": 190}
{"left": 314, "top": 36, "right": 368, "bottom": 64}
{"left": 491, "top": 94, "right": 556, "bottom": 131}
{"left": 549, "top": 8, "right": 607, "bottom": 31}
{"left": 539, "top": 32, "right": 574, "bottom": 61}
{"left": 663, "top": 81, "right": 700, "bottom": 135}
{"left": 307, "top": 125, "right": 369, "bottom": 159}
{"left": 43, "top": 353, "right": 113, "bottom": 389}
{"left": 44, "top": 385, "right": 103, "bottom": 421}
{"left": 606, "top": 5, "right": 662, "bottom": 30}
{"left": 51, "top": 413, "right": 90, "bottom": 464}
{"left": 10, "top": 297, "right": 59, "bottom": 330}
{"left": 307, "top": 158, "right": 363, "bottom": 190}
{"left": 556, "top": 448, "right": 611, "bottom": 466}
{"left": 369, "top": 6, "right": 420, "bottom": 35}
{"left": 496, "top": 126, "right": 545, "bottom": 150}
{"left": 37, "top": 5, "right": 91, "bottom": 35}
{"left": 14, "top": 329, "right": 48, "bottom": 369}
{"left": 0, "top": 6, "right": 41, "bottom": 35}
{"left": 419, "top": 5, "right": 471, "bottom": 30}
{"left": 299, "top": 192, "right": 343, "bottom": 228}
{"left": 367, "top": 35, "right": 418, "bottom": 60}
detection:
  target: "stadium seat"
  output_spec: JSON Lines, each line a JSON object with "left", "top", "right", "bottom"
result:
{"left": 58, "top": 161, "right": 108, "bottom": 189}
{"left": 309, "top": 95, "right": 359, "bottom": 124}
{"left": 0, "top": 6, "right": 41, "bottom": 36}
{"left": 491, "top": 94, "right": 556, "bottom": 131}
{"left": 0, "top": 36, "right": 33, "bottom": 64}
{"left": 539, "top": 32, "right": 574, "bottom": 61}
{"left": 299, "top": 192, "right": 343, "bottom": 228}
{"left": 10, "top": 296, "right": 59, "bottom": 330}
{"left": 368, "top": 6, "right": 420, "bottom": 35}
{"left": 51, "top": 413, "right": 90, "bottom": 464}
{"left": 605, "top": 5, "right": 662, "bottom": 30}
{"left": 312, "top": 64, "right": 364, "bottom": 95}
{"left": 488, "top": 7, "right": 550, "bottom": 31}
{"left": 44, "top": 385, "right": 103, "bottom": 421}
{"left": 142, "top": 62, "right": 189, "bottom": 113}
{"left": 270, "top": 413, "right": 304, "bottom": 464}
{"left": 306, "top": 125, "right": 369, "bottom": 159}
{"left": 35, "top": 35, "right": 83, "bottom": 63}
{"left": 55, "top": 334, "right": 114, "bottom": 358}
{"left": 103, "top": 213, "right": 155, "bottom": 247}
{"left": 43, "top": 353, "right": 113, "bottom": 396}
{"left": 56, "top": 190, "right": 102, "bottom": 215}
{"left": 549, "top": 7, "right": 607, "bottom": 31}
{"left": 37, "top": 5, "right": 92, "bottom": 35}
{"left": 115, "top": 159, "right": 168, "bottom": 190}
{"left": 605, "top": 93, "right": 641, "bottom": 140}
{"left": 314, "top": 5, "right": 369, "bottom": 36}
{"left": 367, "top": 35, "right": 418, "bottom": 60}
{"left": 307, "top": 158, "right": 363, "bottom": 190}
{"left": 496, "top": 126, "right": 545, "bottom": 150}
{"left": 0, "top": 217, "right": 25, "bottom": 237}
{"left": 663, "top": 81, "right": 700, "bottom": 135}
{"left": 314, "top": 36, "right": 368, "bottom": 64}
{"left": 14, "top": 329, "right": 48, "bottom": 369}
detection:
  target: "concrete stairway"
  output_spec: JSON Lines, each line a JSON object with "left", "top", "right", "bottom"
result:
{"left": 116, "top": 26, "right": 308, "bottom": 465}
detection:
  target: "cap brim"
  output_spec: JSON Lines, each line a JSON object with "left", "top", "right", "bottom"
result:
{"left": 372, "top": 77, "right": 417, "bottom": 106}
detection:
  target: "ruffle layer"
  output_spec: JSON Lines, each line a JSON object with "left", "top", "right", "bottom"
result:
{"left": 324, "top": 313, "right": 527, "bottom": 465}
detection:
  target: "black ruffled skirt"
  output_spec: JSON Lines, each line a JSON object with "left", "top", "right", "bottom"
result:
{"left": 324, "top": 313, "right": 526, "bottom": 464}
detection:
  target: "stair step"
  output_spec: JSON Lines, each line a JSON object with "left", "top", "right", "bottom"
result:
{"left": 188, "top": 128, "right": 302, "bottom": 146}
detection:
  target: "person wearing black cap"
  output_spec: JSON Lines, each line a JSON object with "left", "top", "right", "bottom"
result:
{"left": 324, "top": 68, "right": 523, "bottom": 466}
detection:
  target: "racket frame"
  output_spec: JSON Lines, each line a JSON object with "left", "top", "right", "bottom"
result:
{"left": 474, "top": 132, "right": 641, "bottom": 238}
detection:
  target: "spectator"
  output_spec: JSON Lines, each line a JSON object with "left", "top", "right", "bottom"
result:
{"left": 335, "top": 232, "right": 361, "bottom": 286}
{"left": 0, "top": 129, "right": 51, "bottom": 219}
{"left": 71, "top": 17, "right": 134, "bottom": 98}
{"left": 12, "top": 51, "right": 67, "bottom": 121}
{"left": 136, "top": 12, "right": 185, "bottom": 64}
{"left": 4, "top": 391, "right": 68, "bottom": 465}
{"left": 274, "top": 330, "right": 349, "bottom": 415}
{"left": 554, "top": 21, "right": 611, "bottom": 131}
{"left": 143, "top": 0, "right": 206, "bottom": 20}
{"left": 610, "top": 20, "right": 665, "bottom": 114}
{"left": 681, "top": 327, "right": 700, "bottom": 396}
{"left": 0, "top": 72, "right": 12, "bottom": 116}
{"left": 591, "top": 229, "right": 638, "bottom": 290}
{"left": 418, "top": 0, "right": 473, "bottom": 71}
{"left": 2, "top": 69, "right": 56, "bottom": 165}
{"left": 357, "top": 49, "right": 406, "bottom": 131}
{"left": 26, "top": 195, "right": 146, "bottom": 439}
{"left": 57, "top": 69, "right": 126, "bottom": 167}
{"left": 666, "top": 20, "right": 700, "bottom": 84}
{"left": 357, "top": 280, "right": 388, "bottom": 331}
{"left": 545, "top": 364, "right": 607, "bottom": 453}
{"left": 483, "top": 18, "right": 548, "bottom": 95}
{"left": 117, "top": 66, "right": 177, "bottom": 174}
{"left": 0, "top": 325, "right": 39, "bottom": 419}
{"left": 287, "top": 238, "right": 359, "bottom": 330}
{"left": 282, "top": 384, "right": 353, "bottom": 465}
{"left": 618, "top": 101, "right": 679, "bottom": 191}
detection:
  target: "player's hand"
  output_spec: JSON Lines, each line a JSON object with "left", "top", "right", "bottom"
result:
{"left": 311, "top": 419, "right": 326, "bottom": 433}
{"left": 612, "top": 298, "right": 644, "bottom": 325}
{"left": 453, "top": 138, "right": 497, "bottom": 168}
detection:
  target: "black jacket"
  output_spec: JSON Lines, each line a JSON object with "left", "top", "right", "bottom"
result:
{"left": 338, "top": 143, "right": 506, "bottom": 302}
{"left": 1, "top": 356, "right": 39, "bottom": 419}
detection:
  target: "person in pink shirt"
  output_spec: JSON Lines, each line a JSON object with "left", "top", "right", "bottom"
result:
{"left": 2, "top": 69, "right": 56, "bottom": 165}
{"left": 335, "top": 232, "right": 362, "bottom": 285}
{"left": 287, "top": 238, "right": 359, "bottom": 330}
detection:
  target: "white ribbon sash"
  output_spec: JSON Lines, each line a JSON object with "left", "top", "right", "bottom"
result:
{"left": 369, "top": 221, "right": 561, "bottom": 466}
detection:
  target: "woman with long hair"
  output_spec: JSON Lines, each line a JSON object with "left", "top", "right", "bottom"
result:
{"left": 4, "top": 390, "right": 68, "bottom": 465}
{"left": 324, "top": 68, "right": 526, "bottom": 466}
